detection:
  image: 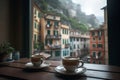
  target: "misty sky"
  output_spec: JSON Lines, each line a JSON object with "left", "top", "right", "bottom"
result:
{"left": 72, "top": 0, "right": 107, "bottom": 23}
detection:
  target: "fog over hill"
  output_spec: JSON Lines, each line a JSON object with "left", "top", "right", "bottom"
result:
{"left": 34, "top": 0, "right": 103, "bottom": 31}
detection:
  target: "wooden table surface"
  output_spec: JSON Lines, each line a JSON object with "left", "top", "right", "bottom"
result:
{"left": 0, "top": 58, "right": 120, "bottom": 80}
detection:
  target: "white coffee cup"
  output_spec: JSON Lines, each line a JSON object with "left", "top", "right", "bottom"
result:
{"left": 62, "top": 57, "right": 84, "bottom": 72}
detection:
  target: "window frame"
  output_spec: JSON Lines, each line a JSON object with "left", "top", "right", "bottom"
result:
{"left": 24, "top": 0, "right": 120, "bottom": 66}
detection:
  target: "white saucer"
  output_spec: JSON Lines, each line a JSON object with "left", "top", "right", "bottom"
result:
{"left": 55, "top": 65, "right": 86, "bottom": 75}
{"left": 25, "top": 62, "right": 51, "bottom": 69}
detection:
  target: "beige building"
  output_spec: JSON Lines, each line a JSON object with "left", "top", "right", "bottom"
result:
{"left": 40, "top": 14, "right": 61, "bottom": 60}
{"left": 61, "top": 24, "right": 70, "bottom": 57}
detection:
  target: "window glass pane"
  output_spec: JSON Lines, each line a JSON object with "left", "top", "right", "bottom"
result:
{"left": 47, "top": 21, "right": 50, "bottom": 25}
{"left": 38, "top": 12, "right": 41, "bottom": 18}
{"left": 34, "top": 22, "right": 36, "bottom": 28}
{"left": 93, "top": 52, "right": 96, "bottom": 57}
{"left": 98, "top": 51, "right": 101, "bottom": 57}
{"left": 34, "top": 34, "right": 36, "bottom": 41}
{"left": 32, "top": 0, "right": 107, "bottom": 65}
{"left": 62, "top": 29, "right": 64, "bottom": 34}
{"left": 54, "top": 21, "right": 58, "bottom": 26}
{"left": 63, "top": 39, "right": 64, "bottom": 44}
{"left": 55, "top": 51, "right": 60, "bottom": 56}
{"left": 47, "top": 30, "right": 50, "bottom": 35}
{"left": 92, "top": 44, "right": 96, "bottom": 48}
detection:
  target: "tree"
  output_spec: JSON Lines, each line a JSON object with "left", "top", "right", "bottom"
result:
{"left": 34, "top": 42, "right": 44, "bottom": 51}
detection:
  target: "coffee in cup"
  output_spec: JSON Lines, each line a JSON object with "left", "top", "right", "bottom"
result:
{"left": 62, "top": 57, "right": 84, "bottom": 72}
{"left": 31, "top": 55, "right": 44, "bottom": 67}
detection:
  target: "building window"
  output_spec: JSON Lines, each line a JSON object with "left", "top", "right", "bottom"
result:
{"left": 98, "top": 61, "right": 101, "bottom": 64}
{"left": 54, "top": 21, "right": 58, "bottom": 27}
{"left": 37, "top": 24, "right": 39, "bottom": 30}
{"left": 93, "top": 61, "right": 96, "bottom": 64}
{"left": 77, "top": 38, "right": 79, "bottom": 41}
{"left": 74, "top": 38, "right": 75, "bottom": 41}
{"left": 47, "top": 21, "right": 50, "bottom": 26}
{"left": 46, "top": 21, "right": 51, "bottom": 28}
{"left": 62, "top": 29, "right": 64, "bottom": 34}
{"left": 84, "top": 44, "right": 86, "bottom": 48}
{"left": 65, "top": 29, "right": 67, "bottom": 34}
{"left": 74, "top": 44, "right": 76, "bottom": 49}
{"left": 98, "top": 37, "right": 101, "bottom": 40}
{"left": 67, "top": 30, "right": 68, "bottom": 34}
{"left": 47, "top": 30, "right": 50, "bottom": 35}
{"left": 98, "top": 31, "right": 102, "bottom": 36}
{"left": 64, "top": 29, "right": 66, "bottom": 34}
{"left": 38, "top": 12, "right": 41, "bottom": 18}
{"left": 97, "top": 44, "right": 103, "bottom": 48}
{"left": 93, "top": 52, "right": 96, "bottom": 57}
{"left": 55, "top": 51, "right": 60, "bottom": 57}
{"left": 93, "top": 37, "right": 95, "bottom": 40}
{"left": 70, "top": 38, "right": 72, "bottom": 42}
{"left": 77, "top": 45, "right": 79, "bottom": 49}
{"left": 92, "top": 44, "right": 96, "bottom": 48}
{"left": 92, "top": 32, "right": 95, "bottom": 36}
{"left": 63, "top": 29, "right": 65, "bottom": 34}
{"left": 63, "top": 39, "right": 64, "bottom": 44}
{"left": 54, "top": 30, "right": 58, "bottom": 36}
{"left": 34, "top": 22, "right": 36, "bottom": 28}
{"left": 65, "top": 39, "right": 66, "bottom": 44}
{"left": 70, "top": 46, "right": 73, "bottom": 50}
{"left": 84, "top": 38, "right": 86, "bottom": 42}
{"left": 63, "top": 50, "right": 67, "bottom": 56}
{"left": 98, "top": 51, "right": 102, "bottom": 57}
{"left": 34, "top": 34, "right": 37, "bottom": 42}
{"left": 81, "top": 38, "right": 83, "bottom": 41}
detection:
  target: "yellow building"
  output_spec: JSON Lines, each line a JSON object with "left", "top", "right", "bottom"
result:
{"left": 41, "top": 14, "right": 61, "bottom": 60}
{"left": 32, "top": 3, "right": 41, "bottom": 52}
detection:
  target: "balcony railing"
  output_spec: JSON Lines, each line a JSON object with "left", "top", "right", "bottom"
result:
{"left": 47, "top": 44, "right": 61, "bottom": 50}
{"left": 46, "top": 35, "right": 61, "bottom": 39}
{"left": 65, "top": 44, "right": 70, "bottom": 48}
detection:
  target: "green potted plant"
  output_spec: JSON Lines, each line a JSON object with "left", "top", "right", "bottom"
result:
{"left": 0, "top": 42, "right": 14, "bottom": 62}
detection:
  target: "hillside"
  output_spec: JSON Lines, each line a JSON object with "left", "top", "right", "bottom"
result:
{"left": 34, "top": 0, "right": 99, "bottom": 32}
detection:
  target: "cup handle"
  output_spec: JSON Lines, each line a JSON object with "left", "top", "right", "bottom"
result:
{"left": 78, "top": 60, "right": 84, "bottom": 67}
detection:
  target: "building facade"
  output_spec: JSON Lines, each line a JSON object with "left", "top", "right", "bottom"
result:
{"left": 89, "top": 27, "right": 105, "bottom": 64}
{"left": 70, "top": 29, "right": 90, "bottom": 57}
{"left": 89, "top": 6, "right": 108, "bottom": 65}
{"left": 41, "top": 14, "right": 61, "bottom": 60}
{"left": 32, "top": 3, "right": 41, "bottom": 53}
{"left": 61, "top": 24, "right": 70, "bottom": 57}
{"left": 80, "top": 32, "right": 90, "bottom": 57}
